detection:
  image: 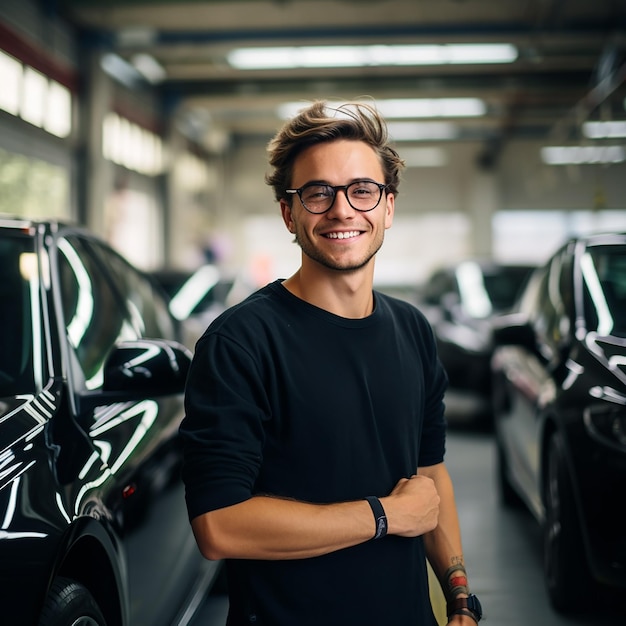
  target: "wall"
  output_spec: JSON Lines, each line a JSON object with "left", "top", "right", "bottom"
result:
{"left": 200, "top": 134, "right": 625, "bottom": 286}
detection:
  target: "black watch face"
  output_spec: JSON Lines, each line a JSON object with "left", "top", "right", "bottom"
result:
{"left": 468, "top": 594, "right": 482, "bottom": 619}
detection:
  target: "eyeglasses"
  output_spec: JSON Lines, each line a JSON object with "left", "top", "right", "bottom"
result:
{"left": 285, "top": 180, "right": 388, "bottom": 214}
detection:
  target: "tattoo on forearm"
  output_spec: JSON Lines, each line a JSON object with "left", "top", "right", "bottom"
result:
{"left": 443, "top": 559, "right": 469, "bottom": 600}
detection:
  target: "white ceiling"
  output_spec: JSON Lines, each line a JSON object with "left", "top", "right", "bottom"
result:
{"left": 61, "top": 0, "right": 626, "bottom": 162}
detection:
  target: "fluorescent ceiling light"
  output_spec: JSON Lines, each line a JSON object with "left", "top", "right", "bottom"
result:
{"left": 278, "top": 98, "right": 486, "bottom": 121}
{"left": 101, "top": 53, "right": 143, "bottom": 88}
{"left": 131, "top": 53, "right": 166, "bottom": 84}
{"left": 228, "top": 43, "right": 517, "bottom": 70}
{"left": 388, "top": 122, "right": 458, "bottom": 141}
{"left": 401, "top": 147, "right": 448, "bottom": 167}
{"left": 541, "top": 145, "right": 626, "bottom": 165}
{"left": 583, "top": 120, "right": 626, "bottom": 139}
{"left": 377, "top": 98, "right": 486, "bottom": 118}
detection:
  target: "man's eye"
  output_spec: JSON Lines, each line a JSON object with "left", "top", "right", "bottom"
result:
{"left": 351, "top": 184, "right": 375, "bottom": 197}
{"left": 304, "top": 187, "right": 332, "bottom": 200}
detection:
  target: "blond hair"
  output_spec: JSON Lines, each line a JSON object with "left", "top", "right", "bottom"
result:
{"left": 265, "top": 100, "right": 405, "bottom": 203}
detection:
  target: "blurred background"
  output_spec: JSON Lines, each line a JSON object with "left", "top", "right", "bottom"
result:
{"left": 3, "top": 4, "right": 626, "bottom": 623}
{"left": 1, "top": 0, "right": 625, "bottom": 291}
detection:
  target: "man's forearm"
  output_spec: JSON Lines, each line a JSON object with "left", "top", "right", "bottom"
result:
{"left": 419, "top": 463, "right": 467, "bottom": 598}
{"left": 191, "top": 495, "right": 375, "bottom": 560}
{"left": 190, "top": 473, "right": 441, "bottom": 561}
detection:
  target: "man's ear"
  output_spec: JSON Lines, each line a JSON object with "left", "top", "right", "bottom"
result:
{"left": 280, "top": 199, "right": 295, "bottom": 232}
{"left": 384, "top": 193, "right": 395, "bottom": 230}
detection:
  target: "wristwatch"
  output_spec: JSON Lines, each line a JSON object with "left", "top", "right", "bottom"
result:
{"left": 447, "top": 593, "right": 482, "bottom": 622}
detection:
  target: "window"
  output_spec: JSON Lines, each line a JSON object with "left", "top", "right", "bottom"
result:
{"left": 58, "top": 236, "right": 135, "bottom": 389}
{"left": 0, "top": 232, "right": 37, "bottom": 395}
{"left": 0, "top": 49, "right": 72, "bottom": 138}
{"left": 88, "top": 240, "right": 175, "bottom": 341}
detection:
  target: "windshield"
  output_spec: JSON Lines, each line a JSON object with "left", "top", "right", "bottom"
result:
{"left": 582, "top": 244, "right": 626, "bottom": 338}
{"left": 483, "top": 266, "right": 534, "bottom": 311}
{"left": 0, "top": 232, "right": 36, "bottom": 397}
{"left": 456, "top": 262, "right": 533, "bottom": 318}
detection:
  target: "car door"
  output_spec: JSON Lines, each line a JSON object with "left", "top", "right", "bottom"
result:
{"left": 56, "top": 232, "right": 204, "bottom": 626}
{"left": 86, "top": 237, "right": 208, "bottom": 625}
{"left": 505, "top": 255, "right": 568, "bottom": 515}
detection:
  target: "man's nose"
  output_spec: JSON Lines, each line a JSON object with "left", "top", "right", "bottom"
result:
{"left": 327, "top": 187, "right": 353, "bottom": 216}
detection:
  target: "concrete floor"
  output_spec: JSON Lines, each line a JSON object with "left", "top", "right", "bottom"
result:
{"left": 189, "top": 428, "right": 620, "bottom": 625}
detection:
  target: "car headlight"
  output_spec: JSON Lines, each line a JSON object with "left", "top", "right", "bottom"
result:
{"left": 584, "top": 400, "right": 626, "bottom": 450}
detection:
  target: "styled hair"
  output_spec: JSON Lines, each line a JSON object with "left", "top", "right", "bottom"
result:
{"left": 265, "top": 100, "right": 405, "bottom": 203}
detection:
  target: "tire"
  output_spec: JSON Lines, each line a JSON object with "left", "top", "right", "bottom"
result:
{"left": 543, "top": 434, "right": 592, "bottom": 612}
{"left": 38, "top": 576, "right": 107, "bottom": 626}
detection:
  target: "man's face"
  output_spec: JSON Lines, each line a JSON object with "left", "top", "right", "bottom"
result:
{"left": 280, "top": 139, "right": 395, "bottom": 273}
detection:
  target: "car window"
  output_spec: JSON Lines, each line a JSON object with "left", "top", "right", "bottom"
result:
{"left": 422, "top": 270, "right": 455, "bottom": 304}
{"left": 88, "top": 240, "right": 176, "bottom": 341}
{"left": 57, "top": 236, "right": 136, "bottom": 389}
{"left": 482, "top": 266, "right": 533, "bottom": 311}
{"left": 0, "top": 233, "right": 36, "bottom": 396}
{"left": 582, "top": 244, "right": 626, "bottom": 338}
{"left": 522, "top": 254, "right": 567, "bottom": 363}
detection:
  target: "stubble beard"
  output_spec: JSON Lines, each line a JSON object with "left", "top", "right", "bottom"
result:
{"left": 293, "top": 229, "right": 384, "bottom": 272}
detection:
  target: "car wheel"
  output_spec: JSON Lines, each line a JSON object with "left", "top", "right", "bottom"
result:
{"left": 38, "top": 576, "right": 107, "bottom": 626}
{"left": 543, "top": 434, "right": 592, "bottom": 612}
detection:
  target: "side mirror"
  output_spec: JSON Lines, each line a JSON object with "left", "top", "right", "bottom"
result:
{"left": 77, "top": 339, "right": 193, "bottom": 414}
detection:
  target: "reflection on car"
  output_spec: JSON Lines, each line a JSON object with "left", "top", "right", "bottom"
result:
{"left": 0, "top": 217, "right": 220, "bottom": 625}
{"left": 419, "top": 260, "right": 534, "bottom": 424}
{"left": 491, "top": 232, "right": 626, "bottom": 612}
{"left": 151, "top": 264, "right": 252, "bottom": 348}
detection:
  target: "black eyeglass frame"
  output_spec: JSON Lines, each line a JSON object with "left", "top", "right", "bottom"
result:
{"left": 285, "top": 180, "right": 388, "bottom": 214}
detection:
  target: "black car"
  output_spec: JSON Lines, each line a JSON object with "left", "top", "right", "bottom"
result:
{"left": 150, "top": 264, "right": 253, "bottom": 348}
{"left": 0, "top": 217, "right": 220, "bottom": 625}
{"left": 420, "top": 260, "right": 534, "bottom": 424}
{"left": 491, "top": 232, "right": 626, "bottom": 611}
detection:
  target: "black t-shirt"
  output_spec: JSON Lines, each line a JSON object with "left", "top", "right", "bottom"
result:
{"left": 181, "top": 280, "right": 447, "bottom": 625}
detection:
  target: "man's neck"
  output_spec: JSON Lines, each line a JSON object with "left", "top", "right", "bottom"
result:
{"left": 283, "top": 266, "right": 375, "bottom": 319}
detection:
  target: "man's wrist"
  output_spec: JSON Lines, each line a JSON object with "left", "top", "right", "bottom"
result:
{"left": 447, "top": 608, "right": 479, "bottom": 623}
{"left": 364, "top": 496, "right": 388, "bottom": 539}
{"left": 446, "top": 594, "right": 482, "bottom": 622}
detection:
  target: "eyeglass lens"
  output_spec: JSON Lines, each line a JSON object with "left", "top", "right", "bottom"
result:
{"left": 300, "top": 181, "right": 383, "bottom": 213}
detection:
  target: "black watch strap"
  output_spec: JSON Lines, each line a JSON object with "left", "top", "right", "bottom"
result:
{"left": 447, "top": 594, "right": 482, "bottom": 622}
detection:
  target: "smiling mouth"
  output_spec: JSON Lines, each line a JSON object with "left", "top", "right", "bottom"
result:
{"left": 324, "top": 231, "right": 361, "bottom": 240}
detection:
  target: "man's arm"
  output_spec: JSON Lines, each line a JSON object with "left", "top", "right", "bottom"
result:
{"left": 190, "top": 473, "right": 440, "bottom": 561}
{"left": 420, "top": 462, "right": 478, "bottom": 624}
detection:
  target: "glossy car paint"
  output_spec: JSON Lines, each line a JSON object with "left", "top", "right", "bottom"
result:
{"left": 0, "top": 218, "right": 219, "bottom": 625}
{"left": 491, "top": 232, "right": 626, "bottom": 608}
{"left": 420, "top": 260, "right": 534, "bottom": 423}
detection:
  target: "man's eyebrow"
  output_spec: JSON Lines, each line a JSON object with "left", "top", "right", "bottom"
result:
{"left": 300, "top": 179, "right": 328, "bottom": 186}
{"left": 298, "top": 178, "right": 377, "bottom": 187}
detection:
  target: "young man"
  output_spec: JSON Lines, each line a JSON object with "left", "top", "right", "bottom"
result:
{"left": 180, "top": 100, "right": 482, "bottom": 625}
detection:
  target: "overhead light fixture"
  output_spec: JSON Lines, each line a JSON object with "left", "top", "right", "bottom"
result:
{"left": 388, "top": 122, "right": 458, "bottom": 141}
{"left": 541, "top": 145, "right": 626, "bottom": 165}
{"left": 583, "top": 120, "right": 626, "bottom": 139}
{"left": 377, "top": 98, "right": 486, "bottom": 118}
{"left": 131, "top": 53, "right": 166, "bottom": 84}
{"left": 101, "top": 53, "right": 143, "bottom": 88}
{"left": 278, "top": 98, "right": 486, "bottom": 121}
{"left": 228, "top": 43, "right": 517, "bottom": 70}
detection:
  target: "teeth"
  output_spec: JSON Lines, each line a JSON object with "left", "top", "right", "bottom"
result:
{"left": 326, "top": 231, "right": 360, "bottom": 239}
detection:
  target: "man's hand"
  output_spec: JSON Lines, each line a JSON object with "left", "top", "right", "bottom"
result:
{"left": 382, "top": 474, "right": 440, "bottom": 537}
